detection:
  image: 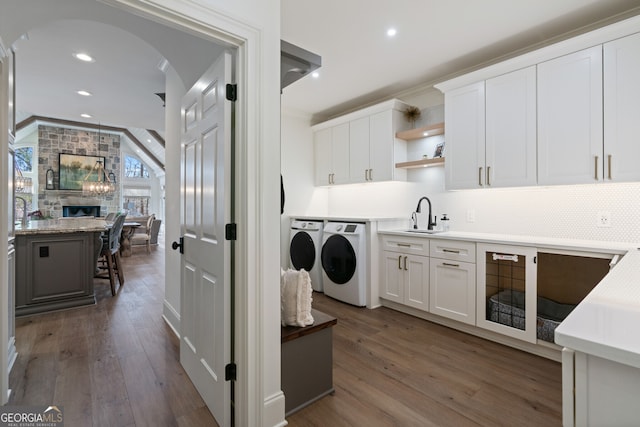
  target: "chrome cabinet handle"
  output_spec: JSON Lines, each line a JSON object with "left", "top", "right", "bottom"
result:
{"left": 443, "top": 262, "right": 460, "bottom": 268}
{"left": 397, "top": 242, "right": 411, "bottom": 247}
{"left": 369, "top": 169, "right": 373, "bottom": 181}
{"left": 403, "top": 256, "right": 408, "bottom": 271}
{"left": 442, "top": 249, "right": 460, "bottom": 254}
{"left": 478, "top": 167, "right": 483, "bottom": 186}
{"left": 608, "top": 154, "right": 612, "bottom": 180}
{"left": 594, "top": 156, "right": 599, "bottom": 180}
{"left": 398, "top": 255, "right": 402, "bottom": 270}
{"left": 487, "top": 166, "right": 491, "bottom": 186}
{"left": 365, "top": 169, "right": 369, "bottom": 181}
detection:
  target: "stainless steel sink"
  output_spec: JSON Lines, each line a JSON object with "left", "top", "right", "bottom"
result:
{"left": 403, "top": 229, "right": 441, "bottom": 234}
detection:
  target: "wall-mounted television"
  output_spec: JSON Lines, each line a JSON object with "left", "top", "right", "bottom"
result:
{"left": 58, "top": 153, "right": 106, "bottom": 191}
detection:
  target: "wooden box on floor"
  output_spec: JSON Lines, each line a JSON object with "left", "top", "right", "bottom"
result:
{"left": 281, "top": 309, "right": 337, "bottom": 416}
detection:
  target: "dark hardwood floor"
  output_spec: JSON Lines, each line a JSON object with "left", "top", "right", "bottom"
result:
{"left": 288, "top": 292, "right": 563, "bottom": 427}
{"left": 9, "top": 233, "right": 218, "bottom": 427}
{"left": 9, "top": 233, "right": 562, "bottom": 426}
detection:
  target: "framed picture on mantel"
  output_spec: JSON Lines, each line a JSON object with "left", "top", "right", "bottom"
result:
{"left": 59, "top": 153, "right": 105, "bottom": 191}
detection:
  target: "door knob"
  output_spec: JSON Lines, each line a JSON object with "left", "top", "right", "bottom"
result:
{"left": 171, "top": 237, "right": 184, "bottom": 254}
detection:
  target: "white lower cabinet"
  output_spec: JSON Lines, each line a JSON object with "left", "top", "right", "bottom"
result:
{"left": 380, "top": 236, "right": 430, "bottom": 311}
{"left": 562, "top": 348, "right": 640, "bottom": 426}
{"left": 429, "top": 239, "right": 476, "bottom": 325}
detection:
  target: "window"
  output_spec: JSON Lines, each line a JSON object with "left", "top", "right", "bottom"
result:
{"left": 15, "top": 147, "right": 33, "bottom": 172}
{"left": 125, "top": 155, "right": 150, "bottom": 178}
{"left": 123, "top": 187, "right": 151, "bottom": 216}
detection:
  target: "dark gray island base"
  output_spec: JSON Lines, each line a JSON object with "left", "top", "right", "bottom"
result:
{"left": 15, "top": 220, "right": 105, "bottom": 316}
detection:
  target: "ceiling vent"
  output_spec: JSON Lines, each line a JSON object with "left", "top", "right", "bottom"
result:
{"left": 281, "top": 40, "right": 321, "bottom": 91}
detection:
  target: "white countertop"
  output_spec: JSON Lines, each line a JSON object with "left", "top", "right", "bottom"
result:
{"left": 555, "top": 249, "right": 640, "bottom": 368}
{"left": 15, "top": 218, "right": 107, "bottom": 235}
{"left": 380, "top": 228, "right": 640, "bottom": 367}
{"left": 290, "top": 215, "right": 406, "bottom": 223}
{"left": 378, "top": 229, "right": 636, "bottom": 254}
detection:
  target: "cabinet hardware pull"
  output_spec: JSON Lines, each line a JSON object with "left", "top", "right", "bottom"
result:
{"left": 594, "top": 156, "right": 599, "bottom": 180}
{"left": 478, "top": 167, "right": 483, "bottom": 186}
{"left": 365, "top": 169, "right": 368, "bottom": 181}
{"left": 487, "top": 166, "right": 491, "bottom": 186}
{"left": 369, "top": 169, "right": 373, "bottom": 181}
{"left": 397, "top": 243, "right": 411, "bottom": 247}
{"left": 331, "top": 173, "right": 335, "bottom": 184}
{"left": 403, "top": 256, "right": 408, "bottom": 270}
{"left": 398, "top": 255, "right": 402, "bottom": 270}
{"left": 608, "top": 154, "right": 612, "bottom": 180}
{"left": 442, "top": 249, "right": 460, "bottom": 254}
{"left": 443, "top": 262, "right": 459, "bottom": 268}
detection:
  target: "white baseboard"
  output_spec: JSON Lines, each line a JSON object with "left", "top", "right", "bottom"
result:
{"left": 162, "top": 300, "right": 180, "bottom": 337}
{"left": 263, "top": 390, "right": 287, "bottom": 427}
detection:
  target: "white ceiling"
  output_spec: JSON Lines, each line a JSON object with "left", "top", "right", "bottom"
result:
{"left": 281, "top": 0, "right": 640, "bottom": 123}
{"left": 4, "top": 0, "right": 640, "bottom": 145}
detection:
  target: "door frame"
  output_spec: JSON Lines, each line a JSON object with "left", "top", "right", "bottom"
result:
{"left": 105, "top": 3, "right": 281, "bottom": 426}
{"left": 103, "top": 2, "right": 283, "bottom": 426}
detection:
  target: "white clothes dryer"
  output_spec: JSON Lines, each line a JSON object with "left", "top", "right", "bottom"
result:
{"left": 321, "top": 222, "right": 366, "bottom": 306}
{"left": 289, "top": 219, "right": 324, "bottom": 292}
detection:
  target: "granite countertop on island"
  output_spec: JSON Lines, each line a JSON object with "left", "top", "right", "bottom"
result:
{"left": 15, "top": 218, "right": 107, "bottom": 235}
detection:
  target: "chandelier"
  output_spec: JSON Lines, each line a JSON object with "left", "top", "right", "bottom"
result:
{"left": 82, "top": 125, "right": 116, "bottom": 196}
{"left": 82, "top": 159, "right": 115, "bottom": 196}
{"left": 15, "top": 168, "right": 33, "bottom": 193}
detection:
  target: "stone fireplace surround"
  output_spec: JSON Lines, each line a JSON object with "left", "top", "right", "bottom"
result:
{"left": 37, "top": 125, "right": 121, "bottom": 218}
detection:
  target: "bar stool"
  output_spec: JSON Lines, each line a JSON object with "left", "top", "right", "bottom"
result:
{"left": 96, "top": 214, "right": 126, "bottom": 295}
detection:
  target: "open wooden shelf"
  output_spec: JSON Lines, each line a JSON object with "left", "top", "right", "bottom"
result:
{"left": 396, "top": 122, "right": 445, "bottom": 141}
{"left": 395, "top": 157, "right": 445, "bottom": 169}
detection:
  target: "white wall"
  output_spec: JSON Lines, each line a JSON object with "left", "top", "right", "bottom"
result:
{"left": 280, "top": 110, "right": 328, "bottom": 267}
{"left": 162, "top": 64, "right": 183, "bottom": 336}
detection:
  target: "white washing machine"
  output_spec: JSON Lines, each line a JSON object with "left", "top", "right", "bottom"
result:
{"left": 289, "top": 219, "right": 324, "bottom": 292}
{"left": 321, "top": 222, "right": 366, "bottom": 306}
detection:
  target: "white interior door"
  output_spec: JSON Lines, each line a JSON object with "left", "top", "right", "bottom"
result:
{"left": 179, "top": 51, "right": 233, "bottom": 426}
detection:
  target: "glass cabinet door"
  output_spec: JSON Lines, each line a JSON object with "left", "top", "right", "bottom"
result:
{"left": 476, "top": 243, "right": 537, "bottom": 343}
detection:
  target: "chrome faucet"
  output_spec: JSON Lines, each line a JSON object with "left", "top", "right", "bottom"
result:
{"left": 415, "top": 196, "right": 437, "bottom": 230}
{"left": 15, "top": 196, "right": 28, "bottom": 226}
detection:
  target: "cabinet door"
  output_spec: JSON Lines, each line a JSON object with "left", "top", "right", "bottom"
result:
{"left": 349, "top": 116, "right": 370, "bottom": 183}
{"left": 381, "top": 250, "right": 404, "bottom": 304}
{"left": 331, "top": 122, "right": 350, "bottom": 185}
{"left": 369, "top": 110, "right": 398, "bottom": 182}
{"left": 445, "top": 81, "right": 486, "bottom": 189}
{"left": 538, "top": 46, "right": 603, "bottom": 185}
{"left": 430, "top": 259, "right": 476, "bottom": 325}
{"left": 404, "top": 254, "right": 429, "bottom": 311}
{"left": 604, "top": 32, "right": 640, "bottom": 182}
{"left": 476, "top": 243, "right": 537, "bottom": 343}
{"left": 313, "top": 127, "right": 332, "bottom": 186}
{"left": 486, "top": 67, "right": 537, "bottom": 187}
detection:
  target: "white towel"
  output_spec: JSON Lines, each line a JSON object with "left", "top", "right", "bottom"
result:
{"left": 281, "top": 268, "right": 314, "bottom": 327}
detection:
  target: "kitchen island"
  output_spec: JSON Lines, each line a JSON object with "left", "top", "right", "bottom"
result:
{"left": 15, "top": 219, "right": 105, "bottom": 316}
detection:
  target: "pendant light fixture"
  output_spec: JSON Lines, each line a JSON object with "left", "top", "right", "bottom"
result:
{"left": 82, "top": 124, "right": 115, "bottom": 196}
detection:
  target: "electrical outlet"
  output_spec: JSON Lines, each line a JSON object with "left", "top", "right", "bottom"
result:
{"left": 466, "top": 209, "right": 476, "bottom": 223}
{"left": 596, "top": 211, "right": 611, "bottom": 228}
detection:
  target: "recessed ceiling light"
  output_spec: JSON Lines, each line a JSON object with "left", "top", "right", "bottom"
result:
{"left": 81, "top": 113, "right": 92, "bottom": 118}
{"left": 387, "top": 28, "right": 397, "bottom": 37}
{"left": 312, "top": 72, "right": 320, "bottom": 78}
{"left": 74, "top": 52, "right": 94, "bottom": 62}
{"left": 77, "top": 90, "right": 92, "bottom": 96}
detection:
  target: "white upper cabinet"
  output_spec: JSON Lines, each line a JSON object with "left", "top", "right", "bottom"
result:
{"left": 313, "top": 122, "right": 350, "bottom": 186}
{"left": 313, "top": 99, "right": 408, "bottom": 186}
{"left": 444, "top": 82, "right": 485, "bottom": 190}
{"left": 485, "top": 66, "right": 537, "bottom": 188}
{"left": 348, "top": 116, "right": 370, "bottom": 183}
{"left": 537, "top": 46, "right": 603, "bottom": 185}
{"left": 604, "top": 31, "right": 640, "bottom": 182}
